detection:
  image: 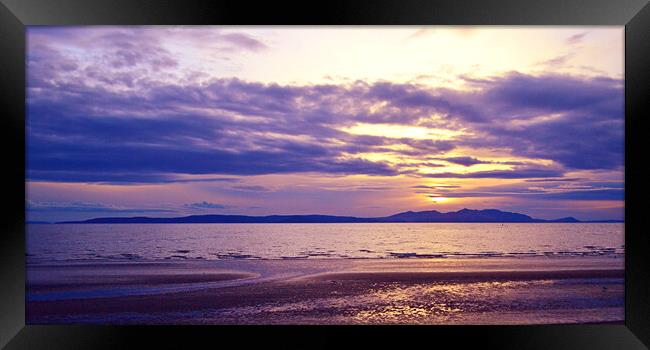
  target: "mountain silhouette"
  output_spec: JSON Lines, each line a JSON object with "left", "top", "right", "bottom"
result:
{"left": 384, "top": 208, "right": 536, "bottom": 222}
{"left": 54, "top": 208, "right": 611, "bottom": 224}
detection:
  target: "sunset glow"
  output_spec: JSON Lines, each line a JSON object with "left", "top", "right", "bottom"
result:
{"left": 26, "top": 26, "right": 624, "bottom": 222}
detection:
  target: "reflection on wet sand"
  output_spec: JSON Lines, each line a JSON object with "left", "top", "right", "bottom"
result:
{"left": 27, "top": 257, "right": 624, "bottom": 324}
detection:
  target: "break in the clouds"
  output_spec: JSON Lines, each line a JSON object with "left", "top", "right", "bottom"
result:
{"left": 26, "top": 27, "right": 624, "bottom": 221}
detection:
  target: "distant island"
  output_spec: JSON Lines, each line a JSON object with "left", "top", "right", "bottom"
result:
{"left": 53, "top": 208, "right": 623, "bottom": 224}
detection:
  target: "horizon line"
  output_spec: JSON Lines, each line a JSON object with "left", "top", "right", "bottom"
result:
{"left": 38, "top": 208, "right": 624, "bottom": 224}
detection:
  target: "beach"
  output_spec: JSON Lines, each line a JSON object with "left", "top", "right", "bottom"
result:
{"left": 26, "top": 256, "right": 624, "bottom": 325}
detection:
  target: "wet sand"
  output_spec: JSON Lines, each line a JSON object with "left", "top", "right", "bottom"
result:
{"left": 26, "top": 257, "right": 624, "bottom": 325}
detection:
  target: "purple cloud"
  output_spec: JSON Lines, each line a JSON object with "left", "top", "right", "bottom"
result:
{"left": 221, "top": 33, "right": 267, "bottom": 51}
{"left": 26, "top": 200, "right": 175, "bottom": 213}
{"left": 566, "top": 32, "right": 588, "bottom": 45}
{"left": 422, "top": 168, "right": 565, "bottom": 179}
{"left": 27, "top": 72, "right": 622, "bottom": 181}
{"left": 26, "top": 34, "right": 623, "bottom": 183}
{"left": 231, "top": 185, "right": 272, "bottom": 192}
{"left": 183, "top": 201, "right": 230, "bottom": 210}
{"left": 418, "top": 180, "right": 623, "bottom": 201}
{"left": 435, "top": 156, "right": 488, "bottom": 167}
{"left": 537, "top": 53, "right": 574, "bottom": 67}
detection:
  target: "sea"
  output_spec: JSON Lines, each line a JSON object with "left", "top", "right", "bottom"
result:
{"left": 26, "top": 223, "right": 625, "bottom": 264}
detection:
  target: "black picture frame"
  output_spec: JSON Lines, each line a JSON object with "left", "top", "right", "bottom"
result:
{"left": 1, "top": 0, "right": 648, "bottom": 348}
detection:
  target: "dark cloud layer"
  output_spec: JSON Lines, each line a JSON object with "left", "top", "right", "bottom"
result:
{"left": 421, "top": 180, "right": 623, "bottom": 201}
{"left": 422, "top": 168, "right": 565, "bottom": 179}
{"left": 435, "top": 156, "right": 488, "bottom": 167}
{"left": 436, "top": 188, "right": 623, "bottom": 201}
{"left": 183, "top": 201, "right": 230, "bottom": 210}
{"left": 26, "top": 201, "right": 175, "bottom": 213}
{"left": 27, "top": 34, "right": 623, "bottom": 185}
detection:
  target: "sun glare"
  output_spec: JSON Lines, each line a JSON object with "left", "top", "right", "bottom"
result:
{"left": 429, "top": 196, "right": 450, "bottom": 203}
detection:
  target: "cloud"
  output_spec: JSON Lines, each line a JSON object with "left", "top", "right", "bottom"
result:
{"left": 354, "top": 186, "right": 393, "bottom": 191}
{"left": 438, "top": 188, "right": 623, "bottom": 201}
{"left": 26, "top": 35, "right": 623, "bottom": 184}
{"left": 26, "top": 94, "right": 400, "bottom": 182}
{"left": 27, "top": 141, "right": 399, "bottom": 182}
{"left": 26, "top": 201, "right": 175, "bottom": 213}
{"left": 537, "top": 53, "right": 574, "bottom": 67}
{"left": 434, "top": 156, "right": 488, "bottom": 166}
{"left": 411, "top": 185, "right": 461, "bottom": 189}
{"left": 538, "top": 189, "right": 623, "bottom": 201}
{"left": 26, "top": 171, "right": 242, "bottom": 185}
{"left": 183, "top": 201, "right": 230, "bottom": 210}
{"left": 480, "top": 73, "right": 621, "bottom": 114}
{"left": 404, "top": 28, "right": 433, "bottom": 41}
{"left": 161, "top": 177, "right": 241, "bottom": 184}
{"left": 221, "top": 32, "right": 267, "bottom": 51}
{"left": 419, "top": 180, "right": 623, "bottom": 201}
{"left": 525, "top": 178, "right": 583, "bottom": 183}
{"left": 461, "top": 73, "right": 623, "bottom": 170}
{"left": 422, "top": 168, "right": 565, "bottom": 179}
{"left": 231, "top": 185, "right": 272, "bottom": 192}
{"left": 27, "top": 27, "right": 268, "bottom": 92}
{"left": 565, "top": 32, "right": 588, "bottom": 45}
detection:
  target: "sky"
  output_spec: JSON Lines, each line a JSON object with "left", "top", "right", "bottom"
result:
{"left": 26, "top": 26, "right": 624, "bottom": 222}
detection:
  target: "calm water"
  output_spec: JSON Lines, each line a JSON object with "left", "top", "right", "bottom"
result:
{"left": 26, "top": 223, "right": 624, "bottom": 264}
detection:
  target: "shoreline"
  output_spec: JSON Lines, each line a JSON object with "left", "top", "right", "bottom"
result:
{"left": 26, "top": 250, "right": 626, "bottom": 265}
{"left": 307, "top": 269, "right": 624, "bottom": 282}
{"left": 27, "top": 256, "right": 624, "bottom": 325}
